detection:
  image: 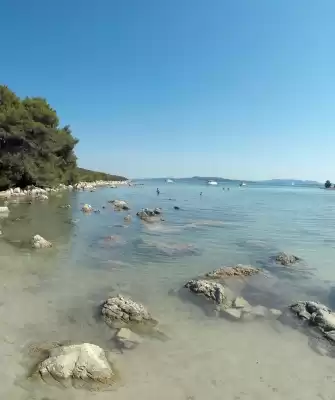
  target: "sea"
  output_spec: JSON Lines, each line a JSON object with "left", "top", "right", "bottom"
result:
{"left": 1, "top": 180, "right": 335, "bottom": 400}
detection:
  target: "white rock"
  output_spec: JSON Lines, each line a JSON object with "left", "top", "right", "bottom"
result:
{"left": 115, "top": 328, "right": 142, "bottom": 349}
{"left": 13, "top": 187, "right": 21, "bottom": 194}
{"left": 270, "top": 308, "right": 282, "bottom": 318}
{"left": 0, "top": 206, "right": 9, "bottom": 213}
{"left": 38, "top": 194, "right": 49, "bottom": 201}
{"left": 222, "top": 308, "right": 242, "bottom": 320}
{"left": 32, "top": 234, "right": 52, "bottom": 249}
{"left": 38, "top": 343, "right": 115, "bottom": 386}
{"left": 233, "top": 297, "right": 251, "bottom": 309}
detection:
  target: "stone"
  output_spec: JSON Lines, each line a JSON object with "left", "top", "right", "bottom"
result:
{"left": 81, "top": 204, "right": 93, "bottom": 212}
{"left": 0, "top": 206, "right": 9, "bottom": 213}
{"left": 205, "top": 264, "right": 260, "bottom": 279}
{"left": 324, "top": 330, "right": 335, "bottom": 342}
{"left": 311, "top": 310, "right": 335, "bottom": 332}
{"left": 124, "top": 215, "right": 132, "bottom": 222}
{"left": 102, "top": 294, "right": 156, "bottom": 327}
{"left": 275, "top": 252, "right": 300, "bottom": 266}
{"left": 290, "top": 301, "right": 331, "bottom": 322}
{"left": 233, "top": 297, "right": 251, "bottom": 309}
{"left": 269, "top": 308, "right": 283, "bottom": 318}
{"left": 184, "top": 279, "right": 227, "bottom": 305}
{"left": 115, "top": 328, "right": 142, "bottom": 349}
{"left": 37, "top": 343, "right": 116, "bottom": 389}
{"left": 222, "top": 308, "right": 242, "bottom": 320}
{"left": 136, "top": 209, "right": 161, "bottom": 222}
{"left": 250, "top": 305, "right": 268, "bottom": 318}
{"left": 32, "top": 235, "right": 52, "bottom": 249}
{"left": 37, "top": 194, "right": 49, "bottom": 201}
{"left": 110, "top": 200, "right": 130, "bottom": 211}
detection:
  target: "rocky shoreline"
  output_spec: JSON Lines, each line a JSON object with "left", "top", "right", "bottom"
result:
{"left": 0, "top": 180, "right": 129, "bottom": 201}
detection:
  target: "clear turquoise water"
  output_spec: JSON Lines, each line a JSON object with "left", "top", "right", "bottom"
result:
{"left": 1, "top": 182, "right": 335, "bottom": 399}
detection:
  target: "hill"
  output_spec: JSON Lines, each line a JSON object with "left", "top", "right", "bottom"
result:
{"left": 77, "top": 168, "right": 126, "bottom": 182}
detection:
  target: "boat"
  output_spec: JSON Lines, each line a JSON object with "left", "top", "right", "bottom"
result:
{"left": 207, "top": 180, "right": 218, "bottom": 186}
{"left": 165, "top": 179, "right": 174, "bottom": 183}
{"left": 239, "top": 182, "right": 246, "bottom": 187}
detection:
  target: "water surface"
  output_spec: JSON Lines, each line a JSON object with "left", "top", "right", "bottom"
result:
{"left": 1, "top": 182, "right": 335, "bottom": 399}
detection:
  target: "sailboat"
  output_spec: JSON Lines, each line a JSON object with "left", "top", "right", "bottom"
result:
{"left": 166, "top": 179, "right": 174, "bottom": 183}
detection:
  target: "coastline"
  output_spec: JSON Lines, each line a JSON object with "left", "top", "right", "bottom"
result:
{"left": 0, "top": 180, "right": 130, "bottom": 201}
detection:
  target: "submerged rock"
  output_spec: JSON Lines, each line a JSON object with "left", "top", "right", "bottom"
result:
{"left": 110, "top": 200, "right": 130, "bottom": 211}
{"left": 274, "top": 252, "right": 301, "bottom": 266}
{"left": 222, "top": 308, "right": 242, "bottom": 320}
{"left": 124, "top": 214, "right": 132, "bottom": 222}
{"left": 290, "top": 300, "right": 335, "bottom": 337}
{"left": 81, "top": 204, "right": 93, "bottom": 213}
{"left": 205, "top": 264, "right": 260, "bottom": 279}
{"left": 101, "top": 294, "right": 157, "bottom": 327}
{"left": 32, "top": 235, "right": 52, "bottom": 249}
{"left": 114, "top": 328, "right": 142, "bottom": 350}
{"left": 184, "top": 279, "right": 228, "bottom": 305}
{"left": 136, "top": 208, "right": 162, "bottom": 222}
{"left": 36, "top": 343, "right": 117, "bottom": 390}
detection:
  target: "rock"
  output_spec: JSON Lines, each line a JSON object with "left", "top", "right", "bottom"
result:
{"left": 184, "top": 279, "right": 227, "bottom": 305}
{"left": 124, "top": 215, "right": 132, "bottom": 222}
{"left": 206, "top": 264, "right": 260, "bottom": 279}
{"left": 174, "top": 206, "right": 180, "bottom": 210}
{"left": 81, "top": 204, "right": 93, "bottom": 212}
{"left": 269, "top": 308, "right": 283, "bottom": 318}
{"left": 110, "top": 200, "right": 130, "bottom": 211}
{"left": 37, "top": 194, "right": 49, "bottom": 201}
{"left": 233, "top": 296, "right": 251, "bottom": 309}
{"left": 324, "top": 330, "right": 335, "bottom": 342}
{"left": 311, "top": 310, "right": 335, "bottom": 332}
{"left": 102, "top": 294, "right": 157, "bottom": 327}
{"left": 37, "top": 343, "right": 117, "bottom": 389}
{"left": 222, "top": 308, "right": 242, "bottom": 320}
{"left": 275, "top": 252, "right": 300, "bottom": 266}
{"left": 136, "top": 208, "right": 161, "bottom": 222}
{"left": 32, "top": 234, "right": 52, "bottom": 249}
{"left": 114, "top": 328, "right": 142, "bottom": 349}
{"left": 250, "top": 305, "right": 268, "bottom": 318}
{"left": 60, "top": 204, "right": 71, "bottom": 209}
{"left": 0, "top": 206, "right": 9, "bottom": 213}
{"left": 290, "top": 301, "right": 331, "bottom": 321}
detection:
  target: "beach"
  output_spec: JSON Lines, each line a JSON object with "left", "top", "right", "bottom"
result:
{"left": 1, "top": 181, "right": 335, "bottom": 399}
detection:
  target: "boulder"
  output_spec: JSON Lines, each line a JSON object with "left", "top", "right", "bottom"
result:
{"left": 136, "top": 208, "right": 161, "bottom": 222}
{"left": 206, "top": 264, "right": 260, "bottom": 279}
{"left": 102, "top": 294, "right": 157, "bottom": 327}
{"left": 110, "top": 200, "right": 130, "bottom": 211}
{"left": 275, "top": 252, "right": 300, "bottom": 266}
{"left": 37, "top": 194, "right": 49, "bottom": 201}
{"left": 81, "top": 204, "right": 93, "bottom": 213}
{"left": 222, "top": 308, "right": 242, "bottom": 320}
{"left": 290, "top": 301, "right": 331, "bottom": 322}
{"left": 32, "top": 235, "right": 52, "bottom": 249}
{"left": 37, "top": 343, "right": 116, "bottom": 389}
{"left": 184, "top": 279, "right": 228, "bottom": 305}
{"left": 114, "top": 328, "right": 142, "bottom": 350}
{"left": 233, "top": 296, "right": 251, "bottom": 309}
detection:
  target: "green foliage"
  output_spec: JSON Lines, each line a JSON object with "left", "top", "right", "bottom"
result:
{"left": 325, "top": 180, "right": 332, "bottom": 189}
{"left": 77, "top": 168, "right": 126, "bottom": 182}
{"left": 0, "top": 85, "right": 126, "bottom": 190}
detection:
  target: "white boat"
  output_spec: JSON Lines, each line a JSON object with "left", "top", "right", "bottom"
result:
{"left": 240, "top": 182, "right": 246, "bottom": 187}
{"left": 207, "top": 180, "right": 218, "bottom": 186}
{"left": 166, "top": 179, "right": 174, "bottom": 183}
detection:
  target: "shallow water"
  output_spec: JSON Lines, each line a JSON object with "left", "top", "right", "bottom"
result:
{"left": 1, "top": 182, "right": 335, "bottom": 399}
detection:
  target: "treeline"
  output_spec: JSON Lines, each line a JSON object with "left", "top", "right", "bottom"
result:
{"left": 77, "top": 168, "right": 126, "bottom": 182}
{"left": 0, "top": 85, "right": 126, "bottom": 190}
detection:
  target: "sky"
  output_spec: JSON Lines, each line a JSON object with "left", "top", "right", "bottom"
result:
{"left": 1, "top": 0, "right": 335, "bottom": 180}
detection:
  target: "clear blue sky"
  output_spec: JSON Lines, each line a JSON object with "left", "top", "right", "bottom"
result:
{"left": 1, "top": 0, "right": 334, "bottom": 180}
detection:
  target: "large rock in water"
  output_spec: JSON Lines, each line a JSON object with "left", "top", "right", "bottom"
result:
{"left": 110, "top": 200, "right": 130, "bottom": 211}
{"left": 136, "top": 208, "right": 162, "bottom": 222}
{"left": 37, "top": 343, "right": 117, "bottom": 390}
{"left": 205, "top": 264, "right": 260, "bottom": 279}
{"left": 290, "top": 301, "right": 335, "bottom": 341}
{"left": 101, "top": 294, "right": 157, "bottom": 327}
{"left": 275, "top": 252, "right": 300, "bottom": 266}
{"left": 32, "top": 235, "right": 52, "bottom": 249}
{"left": 184, "top": 279, "right": 228, "bottom": 305}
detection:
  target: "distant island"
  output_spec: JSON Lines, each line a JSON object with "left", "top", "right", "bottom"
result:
{"left": 0, "top": 85, "right": 126, "bottom": 190}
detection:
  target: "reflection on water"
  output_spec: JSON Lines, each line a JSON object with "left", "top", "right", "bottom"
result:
{"left": 1, "top": 183, "right": 335, "bottom": 399}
